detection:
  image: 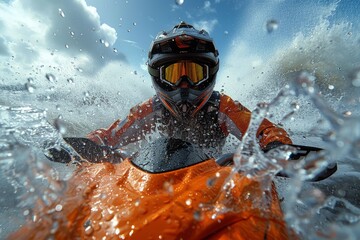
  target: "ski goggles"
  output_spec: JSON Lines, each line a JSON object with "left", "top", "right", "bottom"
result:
{"left": 159, "top": 60, "right": 209, "bottom": 86}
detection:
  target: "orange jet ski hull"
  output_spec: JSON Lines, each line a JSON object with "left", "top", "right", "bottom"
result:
{"left": 10, "top": 159, "right": 293, "bottom": 240}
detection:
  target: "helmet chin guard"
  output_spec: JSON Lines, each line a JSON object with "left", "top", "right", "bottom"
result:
{"left": 152, "top": 76, "right": 216, "bottom": 119}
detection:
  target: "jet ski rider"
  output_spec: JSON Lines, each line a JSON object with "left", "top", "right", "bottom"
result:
{"left": 86, "top": 21, "right": 292, "bottom": 159}
{"left": 16, "top": 22, "right": 297, "bottom": 240}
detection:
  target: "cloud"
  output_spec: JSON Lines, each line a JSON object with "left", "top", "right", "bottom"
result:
{"left": 218, "top": 0, "right": 358, "bottom": 110}
{"left": 0, "top": 0, "right": 154, "bottom": 131}
{"left": 203, "top": 1, "right": 216, "bottom": 13}
{"left": 0, "top": 0, "right": 126, "bottom": 76}
{"left": 193, "top": 19, "right": 218, "bottom": 34}
{"left": 122, "top": 39, "right": 142, "bottom": 50}
{"left": 171, "top": 4, "right": 180, "bottom": 12}
{"left": 0, "top": 36, "right": 10, "bottom": 56}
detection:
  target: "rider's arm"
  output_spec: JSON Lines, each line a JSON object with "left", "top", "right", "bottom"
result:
{"left": 47, "top": 99, "right": 156, "bottom": 164}
{"left": 86, "top": 98, "right": 156, "bottom": 148}
{"left": 218, "top": 94, "right": 292, "bottom": 149}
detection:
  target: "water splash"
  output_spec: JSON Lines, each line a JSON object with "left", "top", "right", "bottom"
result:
{"left": 291, "top": 72, "right": 360, "bottom": 161}
{"left": 281, "top": 72, "right": 360, "bottom": 237}
{"left": 210, "top": 71, "right": 360, "bottom": 238}
{"left": 58, "top": 8, "right": 65, "bottom": 18}
{"left": 0, "top": 106, "right": 71, "bottom": 236}
{"left": 175, "top": 0, "right": 184, "bottom": 6}
{"left": 266, "top": 19, "right": 279, "bottom": 33}
{"left": 45, "top": 73, "right": 56, "bottom": 83}
{"left": 25, "top": 78, "right": 36, "bottom": 93}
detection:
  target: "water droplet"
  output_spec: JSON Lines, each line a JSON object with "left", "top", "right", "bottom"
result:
{"left": 133, "top": 22, "right": 137, "bottom": 26}
{"left": 185, "top": 199, "right": 192, "bottom": 206}
{"left": 207, "top": 177, "right": 216, "bottom": 187}
{"left": 113, "top": 48, "right": 118, "bottom": 53}
{"left": 75, "top": 67, "right": 83, "bottom": 73}
{"left": 70, "top": 31, "right": 75, "bottom": 37}
{"left": 55, "top": 204, "right": 63, "bottom": 211}
{"left": 134, "top": 199, "right": 141, "bottom": 207}
{"left": 65, "top": 44, "right": 69, "bottom": 48}
{"left": 99, "top": 39, "right": 109, "bottom": 47}
{"left": 351, "top": 69, "right": 360, "bottom": 87}
{"left": 23, "top": 209, "right": 30, "bottom": 216}
{"left": 50, "top": 222, "right": 59, "bottom": 234}
{"left": 163, "top": 181, "right": 173, "bottom": 194}
{"left": 45, "top": 73, "right": 56, "bottom": 82}
{"left": 58, "top": 8, "right": 65, "bottom": 18}
{"left": 193, "top": 210, "right": 202, "bottom": 221}
{"left": 290, "top": 102, "right": 300, "bottom": 111}
{"left": 25, "top": 82, "right": 36, "bottom": 93}
{"left": 67, "top": 78, "right": 74, "bottom": 83}
{"left": 103, "top": 209, "right": 114, "bottom": 221}
{"left": 85, "top": 225, "right": 94, "bottom": 235}
{"left": 54, "top": 116, "right": 66, "bottom": 134}
{"left": 328, "top": 84, "right": 334, "bottom": 90}
{"left": 343, "top": 111, "right": 352, "bottom": 116}
{"left": 175, "top": 0, "right": 184, "bottom": 5}
{"left": 337, "top": 189, "right": 346, "bottom": 197}
{"left": 266, "top": 19, "right": 279, "bottom": 33}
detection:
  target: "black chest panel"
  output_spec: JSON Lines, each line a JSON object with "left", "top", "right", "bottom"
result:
{"left": 131, "top": 91, "right": 227, "bottom": 173}
{"left": 131, "top": 137, "right": 210, "bottom": 173}
{"left": 153, "top": 91, "right": 226, "bottom": 150}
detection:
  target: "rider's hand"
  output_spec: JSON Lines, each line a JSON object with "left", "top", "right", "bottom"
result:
{"left": 46, "top": 138, "right": 125, "bottom": 163}
{"left": 262, "top": 141, "right": 284, "bottom": 152}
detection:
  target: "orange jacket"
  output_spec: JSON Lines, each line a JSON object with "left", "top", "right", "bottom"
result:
{"left": 10, "top": 159, "right": 294, "bottom": 239}
{"left": 87, "top": 92, "right": 292, "bottom": 150}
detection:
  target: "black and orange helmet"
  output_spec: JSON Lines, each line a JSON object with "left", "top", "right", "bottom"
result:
{"left": 148, "top": 22, "right": 219, "bottom": 119}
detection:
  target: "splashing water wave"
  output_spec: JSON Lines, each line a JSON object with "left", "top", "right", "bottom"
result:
{"left": 214, "top": 71, "right": 360, "bottom": 239}
{"left": 1, "top": 71, "right": 359, "bottom": 239}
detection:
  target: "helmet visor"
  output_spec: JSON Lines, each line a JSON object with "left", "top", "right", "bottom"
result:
{"left": 160, "top": 61, "right": 209, "bottom": 86}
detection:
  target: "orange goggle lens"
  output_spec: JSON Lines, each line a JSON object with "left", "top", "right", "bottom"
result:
{"left": 160, "top": 61, "right": 208, "bottom": 85}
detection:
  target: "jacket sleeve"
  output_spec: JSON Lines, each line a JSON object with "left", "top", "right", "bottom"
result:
{"left": 218, "top": 94, "right": 292, "bottom": 149}
{"left": 86, "top": 98, "right": 155, "bottom": 148}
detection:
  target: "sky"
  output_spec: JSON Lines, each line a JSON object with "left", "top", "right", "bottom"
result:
{"left": 0, "top": 0, "right": 359, "bottom": 132}
{"left": 0, "top": 0, "right": 358, "bottom": 76}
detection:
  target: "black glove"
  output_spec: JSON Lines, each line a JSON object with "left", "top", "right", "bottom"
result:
{"left": 262, "top": 141, "right": 284, "bottom": 152}
{"left": 46, "top": 138, "right": 122, "bottom": 163}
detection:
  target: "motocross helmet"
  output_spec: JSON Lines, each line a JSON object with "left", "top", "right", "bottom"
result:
{"left": 148, "top": 21, "right": 219, "bottom": 119}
